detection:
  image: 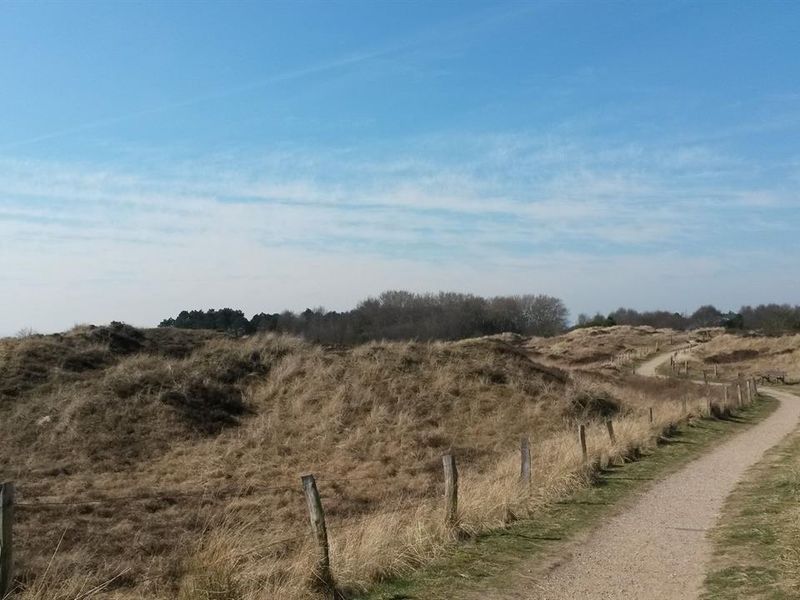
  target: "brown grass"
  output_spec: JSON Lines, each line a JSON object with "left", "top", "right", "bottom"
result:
{"left": 0, "top": 325, "right": 728, "bottom": 599}
{"left": 523, "top": 325, "right": 695, "bottom": 370}
{"left": 689, "top": 332, "right": 800, "bottom": 382}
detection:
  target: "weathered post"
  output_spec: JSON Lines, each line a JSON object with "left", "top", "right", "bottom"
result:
{"left": 707, "top": 396, "right": 712, "bottom": 416}
{"left": 605, "top": 419, "right": 616, "bottom": 444}
{"left": 520, "top": 437, "right": 532, "bottom": 485}
{"left": 442, "top": 454, "right": 459, "bottom": 530}
{"left": 703, "top": 370, "right": 708, "bottom": 385}
{"left": 1, "top": 482, "right": 16, "bottom": 599}
{"left": 301, "top": 474, "right": 334, "bottom": 594}
{"left": 684, "top": 360, "right": 689, "bottom": 375}
{"left": 649, "top": 407, "right": 654, "bottom": 424}
{"left": 714, "top": 365, "right": 719, "bottom": 378}
{"left": 578, "top": 424, "right": 588, "bottom": 462}
{"left": 737, "top": 383, "right": 743, "bottom": 407}
{"left": 752, "top": 378, "right": 759, "bottom": 396}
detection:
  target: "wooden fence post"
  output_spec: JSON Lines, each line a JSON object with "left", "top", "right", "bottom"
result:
{"left": 714, "top": 365, "right": 719, "bottom": 378}
{"left": 520, "top": 437, "right": 532, "bottom": 484}
{"left": 703, "top": 371, "right": 708, "bottom": 385}
{"left": 605, "top": 420, "right": 616, "bottom": 444}
{"left": 649, "top": 407, "right": 654, "bottom": 424}
{"left": 301, "top": 474, "right": 334, "bottom": 594}
{"left": 737, "top": 383, "right": 743, "bottom": 407}
{"left": 578, "top": 424, "right": 588, "bottom": 462}
{"left": 724, "top": 386, "right": 729, "bottom": 404}
{"left": 1, "top": 482, "right": 15, "bottom": 599}
{"left": 707, "top": 396, "right": 712, "bottom": 416}
{"left": 752, "top": 378, "right": 758, "bottom": 396}
{"left": 442, "top": 454, "right": 459, "bottom": 530}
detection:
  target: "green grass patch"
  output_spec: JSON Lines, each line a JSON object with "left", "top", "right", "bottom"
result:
{"left": 703, "top": 397, "right": 800, "bottom": 600}
{"left": 359, "top": 397, "right": 778, "bottom": 600}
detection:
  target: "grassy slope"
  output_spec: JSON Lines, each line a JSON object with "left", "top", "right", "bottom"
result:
{"left": 0, "top": 324, "right": 766, "bottom": 600}
{"left": 360, "top": 397, "right": 779, "bottom": 600}
{"left": 0, "top": 325, "right": 684, "bottom": 599}
{"left": 703, "top": 389, "right": 800, "bottom": 600}
{"left": 686, "top": 333, "right": 800, "bottom": 383}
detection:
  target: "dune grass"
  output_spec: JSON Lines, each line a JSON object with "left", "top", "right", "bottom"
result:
{"left": 0, "top": 326, "right": 752, "bottom": 599}
{"left": 358, "top": 396, "right": 778, "bottom": 600}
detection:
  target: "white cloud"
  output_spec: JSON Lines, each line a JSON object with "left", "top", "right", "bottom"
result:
{"left": 1, "top": 130, "right": 797, "bottom": 335}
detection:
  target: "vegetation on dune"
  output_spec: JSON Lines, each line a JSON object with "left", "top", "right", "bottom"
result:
{"left": 0, "top": 324, "right": 760, "bottom": 599}
{"left": 678, "top": 332, "right": 800, "bottom": 383}
{"left": 525, "top": 324, "right": 696, "bottom": 369}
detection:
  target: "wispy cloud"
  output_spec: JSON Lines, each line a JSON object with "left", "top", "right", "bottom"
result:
{"left": 1, "top": 122, "right": 798, "bottom": 335}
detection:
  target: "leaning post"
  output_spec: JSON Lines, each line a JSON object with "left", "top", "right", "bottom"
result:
{"left": 520, "top": 437, "right": 532, "bottom": 485}
{"left": 578, "top": 424, "right": 588, "bottom": 462}
{"left": 301, "top": 474, "right": 335, "bottom": 594}
{"left": 0, "top": 482, "right": 15, "bottom": 598}
{"left": 605, "top": 419, "right": 616, "bottom": 444}
{"left": 442, "top": 454, "right": 459, "bottom": 531}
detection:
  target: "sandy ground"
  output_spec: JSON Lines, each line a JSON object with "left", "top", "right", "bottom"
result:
{"left": 482, "top": 350, "right": 800, "bottom": 600}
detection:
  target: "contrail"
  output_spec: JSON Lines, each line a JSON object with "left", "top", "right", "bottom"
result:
{"left": 0, "top": 49, "right": 390, "bottom": 151}
{"left": 0, "top": 2, "right": 536, "bottom": 151}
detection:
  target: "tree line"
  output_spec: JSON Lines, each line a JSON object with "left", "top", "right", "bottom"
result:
{"left": 160, "top": 296, "right": 800, "bottom": 343}
{"left": 576, "top": 303, "right": 800, "bottom": 335}
{"left": 159, "top": 291, "right": 570, "bottom": 344}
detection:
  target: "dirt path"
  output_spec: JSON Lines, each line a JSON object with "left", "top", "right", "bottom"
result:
{"left": 484, "top": 351, "right": 800, "bottom": 600}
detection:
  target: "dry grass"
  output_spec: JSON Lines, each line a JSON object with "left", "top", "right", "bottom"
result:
{"left": 523, "top": 325, "right": 697, "bottom": 370}
{"left": 0, "top": 325, "right": 729, "bottom": 599}
{"left": 688, "top": 332, "right": 800, "bottom": 382}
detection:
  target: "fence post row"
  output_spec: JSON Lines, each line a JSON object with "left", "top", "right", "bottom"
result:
{"left": 520, "top": 437, "right": 532, "bottom": 484}
{"left": 301, "top": 474, "right": 335, "bottom": 594}
{"left": 442, "top": 454, "right": 459, "bottom": 530}
{"left": 0, "top": 482, "right": 14, "bottom": 599}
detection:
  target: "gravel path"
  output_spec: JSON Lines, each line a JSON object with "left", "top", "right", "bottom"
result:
{"left": 485, "top": 351, "right": 800, "bottom": 600}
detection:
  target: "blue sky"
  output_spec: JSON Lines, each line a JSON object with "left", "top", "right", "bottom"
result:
{"left": 1, "top": 0, "right": 799, "bottom": 334}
